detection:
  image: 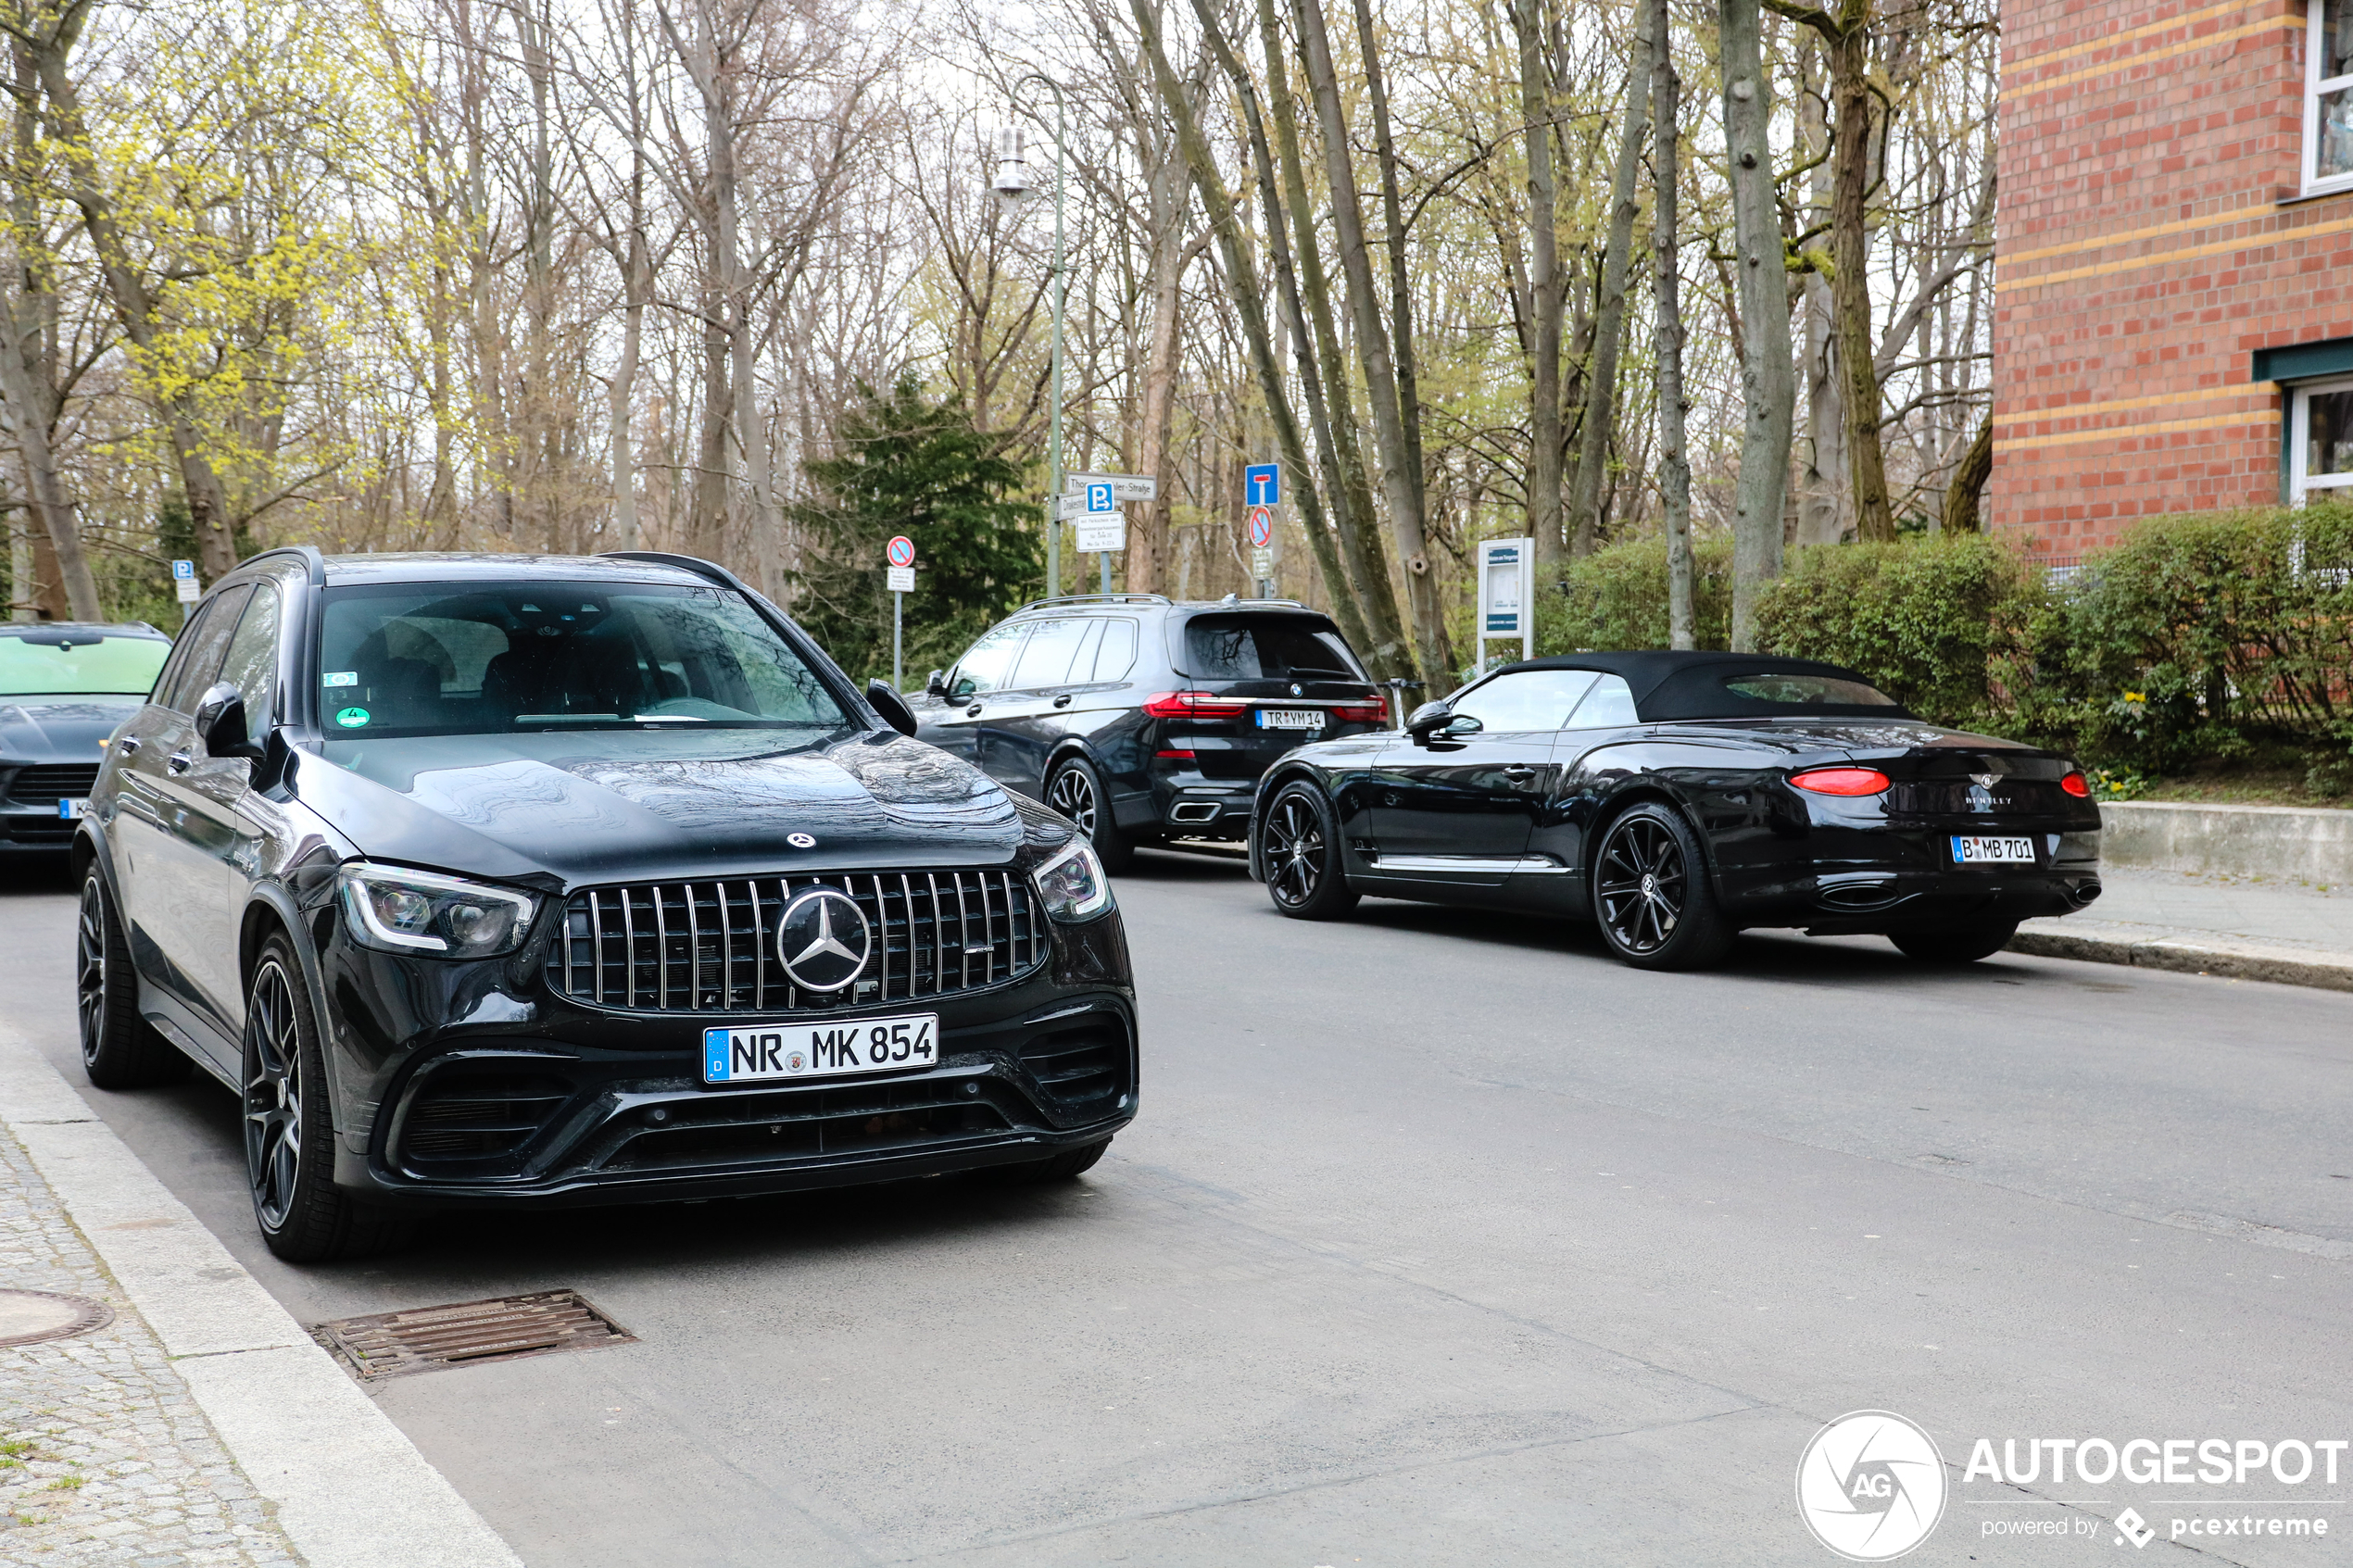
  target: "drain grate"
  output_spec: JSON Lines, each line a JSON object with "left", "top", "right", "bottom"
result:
{"left": 313, "top": 1289, "right": 635, "bottom": 1380}
{"left": 0, "top": 1288, "right": 112, "bottom": 1348}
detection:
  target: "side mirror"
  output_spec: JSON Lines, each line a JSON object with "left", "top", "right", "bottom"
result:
{"left": 925, "top": 669, "right": 948, "bottom": 698}
{"left": 865, "top": 680, "right": 919, "bottom": 737}
{"left": 1404, "top": 700, "right": 1453, "bottom": 738}
{"left": 194, "top": 682, "right": 264, "bottom": 760}
{"left": 950, "top": 676, "right": 977, "bottom": 700}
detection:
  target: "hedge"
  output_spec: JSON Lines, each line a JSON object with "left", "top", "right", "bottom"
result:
{"left": 1523, "top": 501, "right": 2353, "bottom": 793}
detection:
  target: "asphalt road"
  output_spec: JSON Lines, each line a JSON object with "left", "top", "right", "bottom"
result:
{"left": 4, "top": 848, "right": 2348, "bottom": 1567}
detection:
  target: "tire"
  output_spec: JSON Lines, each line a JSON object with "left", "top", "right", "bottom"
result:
{"left": 1888, "top": 921, "right": 2019, "bottom": 964}
{"left": 243, "top": 935, "right": 412, "bottom": 1261}
{"left": 1258, "top": 782, "right": 1359, "bottom": 920}
{"left": 1046, "top": 755, "right": 1134, "bottom": 872}
{"left": 76, "top": 867, "right": 191, "bottom": 1090}
{"left": 979, "top": 1137, "right": 1112, "bottom": 1186}
{"left": 1591, "top": 802, "right": 1735, "bottom": 971}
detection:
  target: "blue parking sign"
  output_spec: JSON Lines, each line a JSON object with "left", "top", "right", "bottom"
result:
{"left": 1086, "top": 481, "right": 1115, "bottom": 514}
{"left": 170, "top": 559, "right": 195, "bottom": 581}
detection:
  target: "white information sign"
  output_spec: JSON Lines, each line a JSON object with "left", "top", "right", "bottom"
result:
{"left": 1249, "top": 546, "right": 1275, "bottom": 582}
{"left": 1476, "top": 536, "right": 1534, "bottom": 666}
{"left": 174, "top": 577, "right": 201, "bottom": 604}
{"left": 886, "top": 565, "right": 914, "bottom": 593}
{"left": 1075, "top": 518, "right": 1126, "bottom": 553}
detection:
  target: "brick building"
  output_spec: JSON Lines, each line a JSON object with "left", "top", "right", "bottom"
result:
{"left": 1992, "top": 0, "right": 2353, "bottom": 559}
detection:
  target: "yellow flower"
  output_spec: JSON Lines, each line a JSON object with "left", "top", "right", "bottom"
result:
{"left": 2123, "top": 692, "right": 2145, "bottom": 703}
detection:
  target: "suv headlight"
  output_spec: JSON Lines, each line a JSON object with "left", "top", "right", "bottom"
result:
{"left": 338, "top": 862, "right": 539, "bottom": 957}
{"left": 1032, "top": 838, "right": 1114, "bottom": 922}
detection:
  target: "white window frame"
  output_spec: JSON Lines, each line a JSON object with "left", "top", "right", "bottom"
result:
{"left": 2288, "top": 374, "right": 2353, "bottom": 502}
{"left": 2308, "top": 0, "right": 2353, "bottom": 195}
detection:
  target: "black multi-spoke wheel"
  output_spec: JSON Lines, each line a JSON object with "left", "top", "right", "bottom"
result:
{"left": 1258, "top": 783, "right": 1357, "bottom": 920}
{"left": 1889, "top": 921, "right": 2019, "bottom": 964}
{"left": 1592, "top": 803, "right": 1732, "bottom": 970}
{"left": 1046, "top": 756, "right": 1134, "bottom": 872}
{"left": 241, "top": 935, "right": 411, "bottom": 1261}
{"left": 76, "top": 868, "right": 188, "bottom": 1090}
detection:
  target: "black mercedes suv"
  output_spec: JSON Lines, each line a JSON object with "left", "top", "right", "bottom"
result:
{"left": 910, "top": 594, "right": 1388, "bottom": 868}
{"left": 73, "top": 549, "right": 1136, "bottom": 1261}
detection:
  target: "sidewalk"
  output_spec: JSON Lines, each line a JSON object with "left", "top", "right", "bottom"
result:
{"left": 2010, "top": 866, "right": 2353, "bottom": 991}
{"left": 0, "top": 1024, "right": 525, "bottom": 1568}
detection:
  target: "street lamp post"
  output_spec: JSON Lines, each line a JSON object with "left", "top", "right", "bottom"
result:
{"left": 994, "top": 76, "right": 1067, "bottom": 600}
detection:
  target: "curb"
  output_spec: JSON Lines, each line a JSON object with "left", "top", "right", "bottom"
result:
{"left": 2008, "top": 918, "right": 2353, "bottom": 993}
{"left": 0, "top": 1024, "right": 525, "bottom": 1568}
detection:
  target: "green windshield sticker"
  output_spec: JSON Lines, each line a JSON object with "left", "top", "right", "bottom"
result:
{"left": 334, "top": 707, "right": 371, "bottom": 729}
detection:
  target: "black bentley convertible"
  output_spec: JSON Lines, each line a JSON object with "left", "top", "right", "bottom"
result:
{"left": 1246, "top": 651, "right": 2103, "bottom": 970}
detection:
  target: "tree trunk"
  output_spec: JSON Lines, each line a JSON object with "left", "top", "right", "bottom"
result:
{"left": 1796, "top": 38, "right": 1846, "bottom": 546}
{"left": 610, "top": 252, "right": 643, "bottom": 550}
{"left": 1350, "top": 0, "right": 1431, "bottom": 549}
{"left": 1567, "top": 11, "right": 1655, "bottom": 556}
{"left": 1651, "top": 0, "right": 1694, "bottom": 651}
{"left": 1293, "top": 0, "right": 1450, "bottom": 688}
{"left": 1132, "top": 141, "right": 1187, "bottom": 597}
{"left": 1256, "top": 0, "right": 1409, "bottom": 678}
{"left": 1829, "top": 30, "right": 1894, "bottom": 542}
{"left": 1942, "top": 415, "right": 1991, "bottom": 533}
{"left": 1719, "top": 0, "right": 1793, "bottom": 651}
{"left": 1510, "top": 0, "right": 1565, "bottom": 573}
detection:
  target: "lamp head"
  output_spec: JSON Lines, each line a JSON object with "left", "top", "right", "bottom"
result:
{"left": 991, "top": 125, "right": 1029, "bottom": 204}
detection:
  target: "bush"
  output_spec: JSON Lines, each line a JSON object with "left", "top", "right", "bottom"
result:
{"left": 1753, "top": 533, "right": 2035, "bottom": 734}
{"left": 1532, "top": 536, "right": 1734, "bottom": 656}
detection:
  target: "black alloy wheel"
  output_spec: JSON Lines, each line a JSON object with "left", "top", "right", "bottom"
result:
{"left": 76, "top": 869, "right": 188, "bottom": 1090}
{"left": 1888, "top": 920, "right": 2020, "bottom": 964}
{"left": 1592, "top": 802, "right": 1733, "bottom": 971}
{"left": 242, "top": 935, "right": 410, "bottom": 1261}
{"left": 1260, "top": 782, "right": 1358, "bottom": 920}
{"left": 1047, "top": 755, "right": 1134, "bottom": 872}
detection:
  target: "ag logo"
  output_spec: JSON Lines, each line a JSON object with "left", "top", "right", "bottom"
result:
{"left": 1795, "top": 1410, "right": 1946, "bottom": 1561}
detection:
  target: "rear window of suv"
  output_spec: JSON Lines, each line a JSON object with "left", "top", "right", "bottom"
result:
{"left": 1182, "top": 614, "right": 1365, "bottom": 682}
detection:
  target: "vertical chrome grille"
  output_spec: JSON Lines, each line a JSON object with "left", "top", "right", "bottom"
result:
{"left": 545, "top": 870, "right": 1049, "bottom": 1013}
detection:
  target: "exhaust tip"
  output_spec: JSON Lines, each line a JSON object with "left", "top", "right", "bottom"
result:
{"left": 1167, "top": 801, "right": 1222, "bottom": 824}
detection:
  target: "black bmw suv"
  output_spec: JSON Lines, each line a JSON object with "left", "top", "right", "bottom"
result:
{"left": 910, "top": 594, "right": 1388, "bottom": 868}
{"left": 73, "top": 549, "right": 1135, "bottom": 1260}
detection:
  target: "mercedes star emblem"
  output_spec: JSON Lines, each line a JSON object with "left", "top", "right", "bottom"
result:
{"left": 776, "top": 888, "right": 871, "bottom": 992}
{"left": 786, "top": 831, "right": 816, "bottom": 848}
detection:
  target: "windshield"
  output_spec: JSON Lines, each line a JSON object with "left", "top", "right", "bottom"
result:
{"left": 0, "top": 631, "right": 171, "bottom": 696}
{"left": 318, "top": 582, "right": 849, "bottom": 739}
{"left": 1183, "top": 614, "right": 1365, "bottom": 681}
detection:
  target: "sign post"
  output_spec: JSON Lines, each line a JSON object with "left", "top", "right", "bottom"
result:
{"left": 170, "top": 558, "right": 198, "bottom": 626}
{"left": 1476, "top": 538, "right": 1534, "bottom": 671}
{"left": 885, "top": 536, "right": 916, "bottom": 689}
{"left": 1063, "top": 473, "right": 1151, "bottom": 593}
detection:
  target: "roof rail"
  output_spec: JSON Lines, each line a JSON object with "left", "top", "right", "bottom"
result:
{"left": 1013, "top": 593, "right": 1174, "bottom": 612}
{"left": 242, "top": 545, "right": 327, "bottom": 586}
{"left": 1195, "top": 595, "right": 1305, "bottom": 608}
{"left": 596, "top": 549, "right": 750, "bottom": 595}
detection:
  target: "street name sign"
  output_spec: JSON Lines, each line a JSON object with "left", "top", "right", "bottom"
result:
{"left": 1063, "top": 472, "right": 1158, "bottom": 502}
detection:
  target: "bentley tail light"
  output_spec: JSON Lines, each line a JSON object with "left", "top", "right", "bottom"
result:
{"left": 1141, "top": 691, "right": 1251, "bottom": 719}
{"left": 2059, "top": 771, "right": 2091, "bottom": 797}
{"left": 1789, "top": 767, "right": 1891, "bottom": 797}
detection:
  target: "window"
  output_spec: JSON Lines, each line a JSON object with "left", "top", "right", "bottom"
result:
{"left": 1182, "top": 614, "right": 1365, "bottom": 681}
{"left": 1007, "top": 618, "right": 1095, "bottom": 689}
{"left": 1720, "top": 672, "right": 1898, "bottom": 708}
{"left": 157, "top": 586, "right": 250, "bottom": 714}
{"left": 214, "top": 583, "right": 283, "bottom": 736}
{"left": 1565, "top": 674, "right": 1641, "bottom": 729}
{"left": 316, "top": 582, "right": 849, "bottom": 738}
{"left": 1449, "top": 669, "right": 1598, "bottom": 733}
{"left": 2309, "top": 0, "right": 2353, "bottom": 192}
{"left": 1091, "top": 619, "right": 1138, "bottom": 683}
{"left": 950, "top": 621, "right": 1028, "bottom": 697}
{"left": 2291, "top": 376, "right": 2353, "bottom": 502}
{"left": 0, "top": 629, "right": 171, "bottom": 697}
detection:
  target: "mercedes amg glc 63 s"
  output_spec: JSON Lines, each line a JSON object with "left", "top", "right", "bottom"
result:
{"left": 74, "top": 549, "right": 1135, "bottom": 1260}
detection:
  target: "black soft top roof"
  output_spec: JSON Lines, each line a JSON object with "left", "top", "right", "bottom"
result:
{"left": 1491, "top": 651, "right": 1911, "bottom": 721}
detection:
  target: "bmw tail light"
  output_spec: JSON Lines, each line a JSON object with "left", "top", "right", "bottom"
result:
{"left": 1155, "top": 749, "right": 1196, "bottom": 760}
{"left": 1141, "top": 690, "right": 1251, "bottom": 719}
{"left": 2059, "top": 771, "right": 2091, "bottom": 797}
{"left": 1329, "top": 696, "right": 1388, "bottom": 723}
{"left": 1789, "top": 767, "right": 1891, "bottom": 797}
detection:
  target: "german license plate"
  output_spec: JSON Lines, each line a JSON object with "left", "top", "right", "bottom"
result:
{"left": 702, "top": 1013, "right": 937, "bottom": 1085}
{"left": 56, "top": 799, "right": 88, "bottom": 820}
{"left": 1257, "top": 709, "right": 1322, "bottom": 730}
{"left": 1951, "top": 834, "right": 2034, "bottom": 864}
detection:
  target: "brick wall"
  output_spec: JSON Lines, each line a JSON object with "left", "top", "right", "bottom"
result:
{"left": 1991, "top": 0, "right": 2353, "bottom": 555}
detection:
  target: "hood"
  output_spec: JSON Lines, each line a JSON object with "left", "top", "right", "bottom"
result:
{"left": 296, "top": 728, "right": 1036, "bottom": 887}
{"left": 0, "top": 697, "right": 143, "bottom": 762}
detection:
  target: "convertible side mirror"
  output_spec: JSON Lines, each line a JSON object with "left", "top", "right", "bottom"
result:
{"left": 194, "top": 682, "right": 265, "bottom": 761}
{"left": 865, "top": 680, "right": 919, "bottom": 737}
{"left": 1404, "top": 700, "right": 1454, "bottom": 738}
{"left": 925, "top": 669, "right": 948, "bottom": 698}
